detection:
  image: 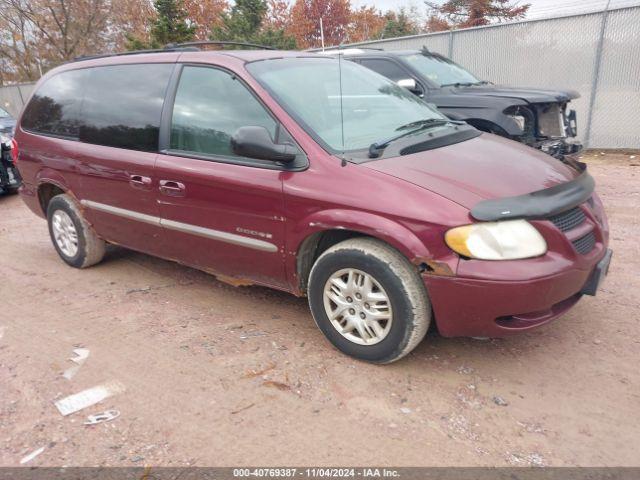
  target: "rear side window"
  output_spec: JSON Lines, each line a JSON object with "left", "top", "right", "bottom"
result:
{"left": 21, "top": 69, "right": 88, "bottom": 138}
{"left": 170, "top": 66, "right": 276, "bottom": 158}
{"left": 80, "top": 64, "right": 173, "bottom": 152}
{"left": 359, "top": 59, "right": 408, "bottom": 82}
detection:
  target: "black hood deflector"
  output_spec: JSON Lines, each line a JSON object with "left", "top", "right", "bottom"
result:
{"left": 471, "top": 163, "right": 594, "bottom": 221}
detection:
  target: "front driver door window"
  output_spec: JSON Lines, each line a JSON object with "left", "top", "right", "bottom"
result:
{"left": 169, "top": 66, "right": 277, "bottom": 159}
{"left": 156, "top": 65, "right": 288, "bottom": 288}
{"left": 359, "top": 59, "right": 410, "bottom": 83}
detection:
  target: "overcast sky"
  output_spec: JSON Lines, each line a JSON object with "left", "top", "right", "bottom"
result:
{"left": 352, "top": 0, "right": 640, "bottom": 19}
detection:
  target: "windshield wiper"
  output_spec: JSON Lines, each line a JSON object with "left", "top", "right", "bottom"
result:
{"left": 441, "top": 80, "right": 491, "bottom": 88}
{"left": 368, "top": 119, "right": 457, "bottom": 158}
{"left": 395, "top": 118, "right": 462, "bottom": 131}
{"left": 440, "top": 82, "right": 476, "bottom": 88}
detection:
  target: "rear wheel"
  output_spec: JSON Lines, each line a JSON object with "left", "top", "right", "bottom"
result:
{"left": 47, "top": 194, "right": 105, "bottom": 268}
{"left": 308, "top": 238, "right": 430, "bottom": 363}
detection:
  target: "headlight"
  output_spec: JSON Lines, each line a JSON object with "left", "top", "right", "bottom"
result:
{"left": 507, "top": 114, "right": 526, "bottom": 132}
{"left": 445, "top": 220, "right": 547, "bottom": 260}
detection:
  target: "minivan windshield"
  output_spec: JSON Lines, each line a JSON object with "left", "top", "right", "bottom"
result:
{"left": 247, "top": 57, "right": 450, "bottom": 153}
{"left": 402, "top": 53, "right": 482, "bottom": 87}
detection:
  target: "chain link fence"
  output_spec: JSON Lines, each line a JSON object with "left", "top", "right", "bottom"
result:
{"left": 0, "top": 83, "right": 35, "bottom": 118}
{"left": 321, "top": 5, "right": 640, "bottom": 149}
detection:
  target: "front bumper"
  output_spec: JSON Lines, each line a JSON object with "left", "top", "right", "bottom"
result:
{"left": 537, "top": 138, "right": 583, "bottom": 160}
{"left": 528, "top": 106, "right": 582, "bottom": 159}
{"left": 425, "top": 247, "right": 612, "bottom": 338}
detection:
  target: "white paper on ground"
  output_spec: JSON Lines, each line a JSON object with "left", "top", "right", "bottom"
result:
{"left": 69, "top": 348, "right": 90, "bottom": 364}
{"left": 62, "top": 348, "right": 90, "bottom": 380}
{"left": 20, "top": 446, "right": 45, "bottom": 464}
{"left": 54, "top": 380, "right": 125, "bottom": 416}
{"left": 84, "top": 409, "right": 121, "bottom": 425}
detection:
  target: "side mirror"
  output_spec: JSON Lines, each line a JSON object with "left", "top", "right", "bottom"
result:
{"left": 397, "top": 78, "right": 424, "bottom": 96}
{"left": 397, "top": 78, "right": 416, "bottom": 90}
{"left": 231, "top": 126, "right": 297, "bottom": 163}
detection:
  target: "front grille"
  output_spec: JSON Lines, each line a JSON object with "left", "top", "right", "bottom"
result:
{"left": 572, "top": 231, "right": 596, "bottom": 254}
{"left": 547, "top": 206, "right": 597, "bottom": 255}
{"left": 548, "top": 207, "right": 586, "bottom": 232}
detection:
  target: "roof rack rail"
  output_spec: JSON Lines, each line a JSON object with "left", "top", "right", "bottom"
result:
{"left": 165, "top": 41, "right": 276, "bottom": 50}
{"left": 73, "top": 46, "right": 199, "bottom": 62}
{"left": 72, "top": 40, "right": 273, "bottom": 63}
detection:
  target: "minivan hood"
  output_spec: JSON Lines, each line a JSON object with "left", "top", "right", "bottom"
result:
{"left": 450, "top": 84, "right": 580, "bottom": 104}
{"left": 363, "top": 133, "right": 580, "bottom": 210}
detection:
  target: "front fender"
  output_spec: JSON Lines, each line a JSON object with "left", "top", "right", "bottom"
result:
{"left": 291, "top": 209, "right": 433, "bottom": 263}
{"left": 440, "top": 107, "right": 523, "bottom": 136}
{"left": 286, "top": 208, "right": 460, "bottom": 295}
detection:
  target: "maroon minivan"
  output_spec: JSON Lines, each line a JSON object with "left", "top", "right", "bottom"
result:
{"left": 14, "top": 48, "right": 611, "bottom": 363}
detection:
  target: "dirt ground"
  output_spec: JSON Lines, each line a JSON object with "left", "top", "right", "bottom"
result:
{"left": 0, "top": 151, "right": 638, "bottom": 467}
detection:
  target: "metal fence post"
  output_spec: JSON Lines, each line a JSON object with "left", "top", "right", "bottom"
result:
{"left": 584, "top": 1, "right": 611, "bottom": 149}
{"left": 448, "top": 30, "right": 454, "bottom": 58}
{"left": 17, "top": 85, "right": 25, "bottom": 107}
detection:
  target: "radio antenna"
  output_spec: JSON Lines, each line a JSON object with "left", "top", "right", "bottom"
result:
{"left": 338, "top": 44, "right": 347, "bottom": 167}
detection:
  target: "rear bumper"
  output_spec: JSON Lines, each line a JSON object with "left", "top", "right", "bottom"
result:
{"left": 424, "top": 249, "right": 610, "bottom": 338}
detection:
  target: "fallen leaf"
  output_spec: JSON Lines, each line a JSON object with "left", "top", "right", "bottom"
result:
{"left": 243, "top": 362, "right": 276, "bottom": 378}
{"left": 262, "top": 380, "right": 290, "bottom": 391}
{"left": 231, "top": 403, "right": 255, "bottom": 414}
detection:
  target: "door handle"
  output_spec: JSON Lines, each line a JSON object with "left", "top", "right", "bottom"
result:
{"left": 129, "top": 174, "right": 152, "bottom": 190}
{"left": 159, "top": 180, "right": 186, "bottom": 197}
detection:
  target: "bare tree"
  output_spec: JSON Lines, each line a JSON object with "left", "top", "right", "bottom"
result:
{"left": 0, "top": 0, "right": 42, "bottom": 81}
{"left": 0, "top": 0, "right": 153, "bottom": 83}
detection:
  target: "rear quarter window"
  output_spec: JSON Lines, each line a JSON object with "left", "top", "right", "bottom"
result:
{"left": 80, "top": 64, "right": 173, "bottom": 152}
{"left": 21, "top": 69, "right": 88, "bottom": 138}
{"left": 21, "top": 63, "right": 174, "bottom": 152}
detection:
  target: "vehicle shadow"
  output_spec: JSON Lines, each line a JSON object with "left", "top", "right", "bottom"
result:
{"left": 102, "top": 243, "right": 554, "bottom": 369}
{"left": 102, "top": 242, "right": 305, "bottom": 306}
{"left": 0, "top": 191, "right": 19, "bottom": 201}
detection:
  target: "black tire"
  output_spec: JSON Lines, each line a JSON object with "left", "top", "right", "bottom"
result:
{"left": 47, "top": 194, "right": 106, "bottom": 268}
{"left": 308, "top": 238, "right": 431, "bottom": 364}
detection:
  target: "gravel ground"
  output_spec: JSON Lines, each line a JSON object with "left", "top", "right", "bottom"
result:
{"left": 0, "top": 152, "right": 638, "bottom": 467}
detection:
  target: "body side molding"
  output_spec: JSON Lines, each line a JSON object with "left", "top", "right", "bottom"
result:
{"left": 80, "top": 199, "right": 278, "bottom": 253}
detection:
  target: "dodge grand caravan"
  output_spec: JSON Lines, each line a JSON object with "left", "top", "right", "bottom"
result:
{"left": 14, "top": 47, "right": 611, "bottom": 363}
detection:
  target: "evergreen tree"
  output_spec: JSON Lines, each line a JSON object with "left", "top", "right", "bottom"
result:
{"left": 127, "top": 0, "right": 196, "bottom": 50}
{"left": 210, "top": 0, "right": 296, "bottom": 49}
{"left": 380, "top": 8, "right": 420, "bottom": 39}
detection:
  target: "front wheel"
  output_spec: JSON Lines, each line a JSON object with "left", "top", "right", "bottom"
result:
{"left": 308, "top": 238, "right": 431, "bottom": 363}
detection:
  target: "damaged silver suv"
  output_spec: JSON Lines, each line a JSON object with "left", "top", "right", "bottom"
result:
{"left": 328, "top": 47, "right": 582, "bottom": 159}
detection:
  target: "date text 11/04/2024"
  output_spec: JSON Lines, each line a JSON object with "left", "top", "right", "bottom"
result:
{"left": 233, "top": 468, "right": 400, "bottom": 478}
